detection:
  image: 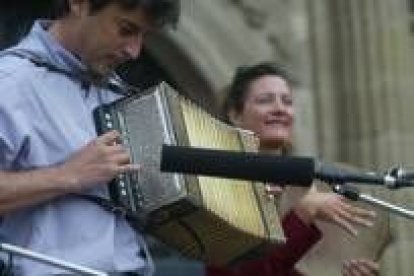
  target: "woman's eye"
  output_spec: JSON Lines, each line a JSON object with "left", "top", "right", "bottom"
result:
{"left": 255, "top": 96, "right": 273, "bottom": 104}
{"left": 282, "top": 96, "right": 293, "bottom": 106}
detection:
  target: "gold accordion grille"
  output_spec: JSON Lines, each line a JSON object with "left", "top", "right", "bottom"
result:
{"left": 153, "top": 85, "right": 284, "bottom": 264}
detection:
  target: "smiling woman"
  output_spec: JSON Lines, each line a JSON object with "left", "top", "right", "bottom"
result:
{"left": 205, "top": 62, "right": 379, "bottom": 276}
{"left": 226, "top": 73, "right": 294, "bottom": 151}
{"left": 223, "top": 63, "right": 296, "bottom": 153}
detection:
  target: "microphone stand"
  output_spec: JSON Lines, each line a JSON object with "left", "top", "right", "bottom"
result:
{"left": 0, "top": 242, "right": 108, "bottom": 276}
{"left": 387, "top": 166, "right": 414, "bottom": 183}
{"left": 331, "top": 184, "right": 414, "bottom": 220}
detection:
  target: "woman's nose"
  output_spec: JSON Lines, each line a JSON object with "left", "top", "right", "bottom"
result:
{"left": 271, "top": 98, "right": 287, "bottom": 114}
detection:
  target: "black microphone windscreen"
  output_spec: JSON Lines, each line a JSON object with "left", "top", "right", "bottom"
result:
{"left": 160, "top": 145, "right": 315, "bottom": 186}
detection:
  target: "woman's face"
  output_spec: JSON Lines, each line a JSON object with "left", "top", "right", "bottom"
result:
{"left": 232, "top": 75, "right": 294, "bottom": 150}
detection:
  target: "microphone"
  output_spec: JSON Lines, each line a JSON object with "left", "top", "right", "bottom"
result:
{"left": 160, "top": 145, "right": 414, "bottom": 188}
{"left": 161, "top": 144, "right": 314, "bottom": 186}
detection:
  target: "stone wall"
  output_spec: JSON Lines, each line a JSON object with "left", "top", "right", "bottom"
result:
{"left": 147, "top": 0, "right": 414, "bottom": 275}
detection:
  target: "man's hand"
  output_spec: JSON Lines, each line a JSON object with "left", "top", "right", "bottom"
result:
{"left": 57, "top": 130, "right": 140, "bottom": 191}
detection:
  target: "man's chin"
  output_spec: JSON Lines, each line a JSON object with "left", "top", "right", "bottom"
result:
{"left": 88, "top": 64, "right": 114, "bottom": 79}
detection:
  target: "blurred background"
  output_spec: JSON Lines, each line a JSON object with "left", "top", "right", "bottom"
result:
{"left": 0, "top": 0, "right": 413, "bottom": 275}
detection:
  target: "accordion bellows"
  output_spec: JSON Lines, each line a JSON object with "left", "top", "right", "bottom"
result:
{"left": 94, "top": 82, "right": 284, "bottom": 264}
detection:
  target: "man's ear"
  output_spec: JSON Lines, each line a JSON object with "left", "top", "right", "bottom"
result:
{"left": 228, "top": 109, "right": 243, "bottom": 127}
{"left": 68, "top": 0, "right": 90, "bottom": 17}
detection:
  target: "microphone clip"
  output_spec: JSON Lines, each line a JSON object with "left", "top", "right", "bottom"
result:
{"left": 332, "top": 183, "right": 414, "bottom": 220}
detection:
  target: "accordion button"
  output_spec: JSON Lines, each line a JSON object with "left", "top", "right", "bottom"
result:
{"left": 106, "top": 122, "right": 113, "bottom": 129}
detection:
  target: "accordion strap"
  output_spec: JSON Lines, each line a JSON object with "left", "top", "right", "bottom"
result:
{"left": 0, "top": 49, "right": 130, "bottom": 95}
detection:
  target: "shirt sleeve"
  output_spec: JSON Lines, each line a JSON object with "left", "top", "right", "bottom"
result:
{"left": 206, "top": 210, "right": 322, "bottom": 276}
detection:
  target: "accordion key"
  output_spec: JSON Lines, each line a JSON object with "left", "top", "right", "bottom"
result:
{"left": 94, "top": 82, "right": 284, "bottom": 264}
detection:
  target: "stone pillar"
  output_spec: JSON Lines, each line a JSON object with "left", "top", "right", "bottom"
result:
{"left": 298, "top": 1, "right": 414, "bottom": 275}
{"left": 378, "top": 3, "right": 414, "bottom": 275}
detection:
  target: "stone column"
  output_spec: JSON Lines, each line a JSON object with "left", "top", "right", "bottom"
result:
{"left": 299, "top": 1, "right": 414, "bottom": 275}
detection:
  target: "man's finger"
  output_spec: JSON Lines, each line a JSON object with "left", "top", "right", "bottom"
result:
{"left": 118, "top": 163, "right": 141, "bottom": 173}
{"left": 112, "top": 153, "right": 132, "bottom": 165}
{"left": 99, "top": 130, "right": 121, "bottom": 145}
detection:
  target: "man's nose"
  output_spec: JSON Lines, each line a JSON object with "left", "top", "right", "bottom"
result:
{"left": 123, "top": 36, "right": 143, "bottom": 59}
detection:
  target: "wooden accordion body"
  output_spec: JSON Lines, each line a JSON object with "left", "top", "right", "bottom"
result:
{"left": 94, "top": 82, "right": 284, "bottom": 265}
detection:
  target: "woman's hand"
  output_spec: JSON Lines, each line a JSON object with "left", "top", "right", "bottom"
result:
{"left": 342, "top": 259, "right": 379, "bottom": 276}
{"left": 293, "top": 185, "right": 376, "bottom": 236}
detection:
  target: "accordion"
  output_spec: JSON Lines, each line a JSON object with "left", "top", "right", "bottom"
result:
{"left": 94, "top": 82, "right": 284, "bottom": 264}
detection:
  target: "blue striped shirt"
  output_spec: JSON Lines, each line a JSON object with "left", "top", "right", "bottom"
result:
{"left": 0, "top": 20, "right": 151, "bottom": 275}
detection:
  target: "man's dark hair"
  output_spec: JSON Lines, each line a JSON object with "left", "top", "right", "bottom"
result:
{"left": 223, "top": 62, "right": 295, "bottom": 116}
{"left": 54, "top": 0, "right": 180, "bottom": 27}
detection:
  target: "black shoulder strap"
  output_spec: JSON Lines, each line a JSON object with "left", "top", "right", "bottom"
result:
{"left": 0, "top": 49, "right": 131, "bottom": 95}
{"left": 1, "top": 49, "right": 89, "bottom": 84}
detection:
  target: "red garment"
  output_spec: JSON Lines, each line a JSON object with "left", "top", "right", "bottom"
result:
{"left": 206, "top": 210, "right": 322, "bottom": 276}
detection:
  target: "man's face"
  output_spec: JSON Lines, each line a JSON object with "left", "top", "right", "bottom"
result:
{"left": 71, "top": 1, "right": 153, "bottom": 77}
